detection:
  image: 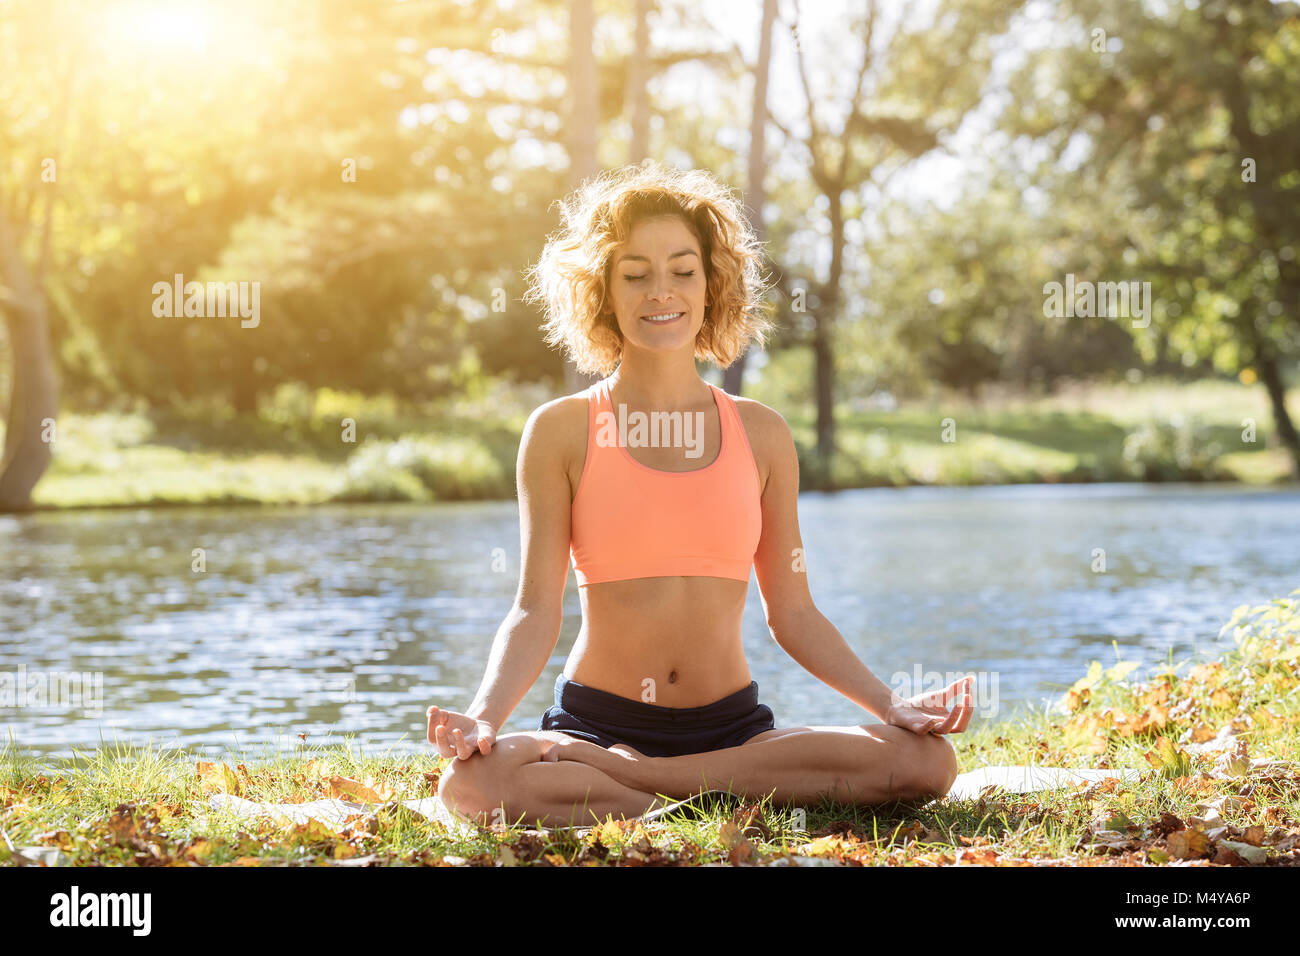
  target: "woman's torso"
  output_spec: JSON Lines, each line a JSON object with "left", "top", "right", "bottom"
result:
{"left": 561, "top": 377, "right": 762, "bottom": 707}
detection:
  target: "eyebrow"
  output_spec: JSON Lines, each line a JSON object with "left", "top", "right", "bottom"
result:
{"left": 616, "top": 249, "right": 700, "bottom": 264}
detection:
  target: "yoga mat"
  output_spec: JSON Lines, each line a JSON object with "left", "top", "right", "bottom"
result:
{"left": 938, "top": 765, "right": 1141, "bottom": 803}
{"left": 198, "top": 764, "right": 1143, "bottom": 837}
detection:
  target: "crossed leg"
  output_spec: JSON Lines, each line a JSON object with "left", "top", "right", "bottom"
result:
{"left": 437, "top": 723, "right": 959, "bottom": 829}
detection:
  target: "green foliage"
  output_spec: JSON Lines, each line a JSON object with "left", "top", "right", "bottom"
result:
{"left": 999, "top": 0, "right": 1300, "bottom": 470}
{"left": 334, "top": 434, "right": 512, "bottom": 503}
{"left": 333, "top": 443, "right": 432, "bottom": 503}
{"left": 1220, "top": 588, "right": 1300, "bottom": 665}
{"left": 1118, "top": 416, "right": 1232, "bottom": 481}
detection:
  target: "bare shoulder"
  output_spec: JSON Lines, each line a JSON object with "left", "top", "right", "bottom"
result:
{"left": 729, "top": 394, "right": 796, "bottom": 492}
{"left": 519, "top": 390, "right": 590, "bottom": 486}
{"left": 522, "top": 390, "right": 588, "bottom": 442}
{"left": 730, "top": 394, "right": 794, "bottom": 455}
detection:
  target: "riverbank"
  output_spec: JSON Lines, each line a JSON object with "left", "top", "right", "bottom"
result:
{"left": 14, "top": 377, "right": 1299, "bottom": 510}
{"left": 3, "top": 586, "right": 1298, "bottom": 866}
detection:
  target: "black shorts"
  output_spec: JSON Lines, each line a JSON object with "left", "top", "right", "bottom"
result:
{"left": 538, "top": 673, "right": 776, "bottom": 758}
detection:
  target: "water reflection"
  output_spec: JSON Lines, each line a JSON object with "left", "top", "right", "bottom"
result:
{"left": 2, "top": 483, "right": 1297, "bottom": 758}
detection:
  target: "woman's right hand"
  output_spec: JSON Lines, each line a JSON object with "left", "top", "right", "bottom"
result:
{"left": 426, "top": 706, "right": 497, "bottom": 760}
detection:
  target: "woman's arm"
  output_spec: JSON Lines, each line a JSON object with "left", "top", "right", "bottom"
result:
{"left": 747, "top": 402, "right": 903, "bottom": 722}
{"left": 434, "top": 399, "right": 576, "bottom": 751}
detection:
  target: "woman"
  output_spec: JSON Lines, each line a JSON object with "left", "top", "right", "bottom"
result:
{"left": 429, "top": 161, "right": 973, "bottom": 828}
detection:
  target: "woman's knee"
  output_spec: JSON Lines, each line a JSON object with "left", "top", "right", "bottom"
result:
{"left": 907, "top": 731, "right": 958, "bottom": 797}
{"left": 874, "top": 725, "right": 959, "bottom": 799}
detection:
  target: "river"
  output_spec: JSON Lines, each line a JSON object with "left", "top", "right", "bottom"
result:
{"left": 2, "top": 482, "right": 1297, "bottom": 758}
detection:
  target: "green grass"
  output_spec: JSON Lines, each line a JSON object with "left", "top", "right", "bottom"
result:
{"left": 14, "top": 376, "right": 1300, "bottom": 510}
{"left": 783, "top": 378, "right": 1297, "bottom": 488}
{"left": 4, "top": 587, "right": 1299, "bottom": 866}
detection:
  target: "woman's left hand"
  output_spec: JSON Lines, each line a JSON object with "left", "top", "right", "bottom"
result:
{"left": 884, "top": 675, "right": 975, "bottom": 736}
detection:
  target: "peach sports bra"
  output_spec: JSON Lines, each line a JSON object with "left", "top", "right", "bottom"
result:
{"left": 569, "top": 376, "right": 763, "bottom": 586}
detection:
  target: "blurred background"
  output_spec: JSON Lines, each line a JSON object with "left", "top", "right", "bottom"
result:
{"left": 1, "top": 0, "right": 1298, "bottom": 758}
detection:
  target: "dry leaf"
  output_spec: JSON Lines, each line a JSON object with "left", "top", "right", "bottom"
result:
{"left": 1166, "top": 828, "right": 1211, "bottom": 860}
{"left": 325, "top": 775, "right": 390, "bottom": 803}
{"left": 196, "top": 762, "right": 244, "bottom": 796}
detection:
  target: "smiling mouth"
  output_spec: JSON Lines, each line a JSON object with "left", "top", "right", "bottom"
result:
{"left": 641, "top": 311, "right": 685, "bottom": 324}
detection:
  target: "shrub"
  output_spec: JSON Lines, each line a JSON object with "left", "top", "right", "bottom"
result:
{"left": 1119, "top": 416, "right": 1230, "bottom": 481}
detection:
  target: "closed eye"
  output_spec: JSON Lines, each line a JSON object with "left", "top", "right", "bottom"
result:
{"left": 623, "top": 272, "right": 696, "bottom": 281}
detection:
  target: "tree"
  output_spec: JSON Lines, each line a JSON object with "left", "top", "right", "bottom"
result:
{"left": 1003, "top": 0, "right": 1300, "bottom": 475}
{"left": 627, "top": 0, "right": 654, "bottom": 162}
{"left": 769, "top": 0, "right": 1024, "bottom": 479}
{"left": 723, "top": 0, "right": 778, "bottom": 397}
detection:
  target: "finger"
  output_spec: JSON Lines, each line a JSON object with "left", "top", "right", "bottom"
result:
{"left": 932, "top": 701, "right": 963, "bottom": 735}
{"left": 451, "top": 728, "right": 471, "bottom": 760}
{"left": 924, "top": 680, "right": 964, "bottom": 709}
{"left": 952, "top": 688, "right": 975, "bottom": 732}
{"left": 943, "top": 676, "right": 972, "bottom": 707}
{"left": 951, "top": 689, "right": 973, "bottom": 727}
{"left": 951, "top": 691, "right": 972, "bottom": 732}
{"left": 434, "top": 723, "right": 456, "bottom": 758}
{"left": 928, "top": 711, "right": 955, "bottom": 735}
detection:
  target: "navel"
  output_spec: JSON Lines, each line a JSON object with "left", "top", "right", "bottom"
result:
{"left": 668, "top": 669, "right": 678, "bottom": 684}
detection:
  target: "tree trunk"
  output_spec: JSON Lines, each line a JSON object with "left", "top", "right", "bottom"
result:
{"left": 812, "top": 304, "right": 835, "bottom": 481}
{"left": 1256, "top": 350, "right": 1300, "bottom": 479}
{"left": 564, "top": 0, "right": 601, "bottom": 394}
{"left": 0, "top": 212, "right": 57, "bottom": 512}
{"left": 627, "top": 0, "right": 651, "bottom": 163}
{"left": 811, "top": 191, "right": 845, "bottom": 479}
{"left": 724, "top": 0, "right": 777, "bottom": 397}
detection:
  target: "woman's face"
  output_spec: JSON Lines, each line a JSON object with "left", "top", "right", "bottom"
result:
{"left": 604, "top": 215, "right": 709, "bottom": 359}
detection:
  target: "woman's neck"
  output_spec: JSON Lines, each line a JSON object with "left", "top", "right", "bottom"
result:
{"left": 606, "top": 357, "right": 712, "bottom": 410}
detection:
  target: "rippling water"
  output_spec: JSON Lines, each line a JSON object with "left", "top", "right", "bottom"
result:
{"left": 2, "top": 483, "right": 1297, "bottom": 758}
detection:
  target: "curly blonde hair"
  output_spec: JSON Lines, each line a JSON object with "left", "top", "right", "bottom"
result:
{"left": 523, "top": 160, "right": 774, "bottom": 377}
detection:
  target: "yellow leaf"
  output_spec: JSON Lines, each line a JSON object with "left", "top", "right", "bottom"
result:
{"left": 196, "top": 762, "right": 244, "bottom": 796}
{"left": 1167, "top": 828, "right": 1211, "bottom": 860}
{"left": 1070, "top": 661, "right": 1104, "bottom": 694}
{"left": 595, "top": 818, "right": 623, "bottom": 848}
{"left": 1189, "top": 722, "right": 1216, "bottom": 743}
{"left": 1187, "top": 662, "right": 1222, "bottom": 685}
{"left": 797, "top": 835, "right": 853, "bottom": 856}
{"left": 1209, "top": 688, "right": 1236, "bottom": 709}
{"left": 717, "top": 821, "right": 745, "bottom": 850}
{"left": 325, "top": 775, "right": 387, "bottom": 804}
{"left": 184, "top": 839, "right": 215, "bottom": 862}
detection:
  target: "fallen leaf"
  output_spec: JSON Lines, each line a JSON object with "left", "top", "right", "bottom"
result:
{"left": 325, "top": 775, "right": 389, "bottom": 803}
{"left": 1216, "top": 840, "right": 1267, "bottom": 865}
{"left": 196, "top": 762, "right": 244, "bottom": 796}
{"left": 1167, "top": 828, "right": 1212, "bottom": 860}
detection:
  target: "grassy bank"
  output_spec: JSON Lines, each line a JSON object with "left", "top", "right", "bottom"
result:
{"left": 16, "top": 377, "right": 1299, "bottom": 510}
{"left": 3, "top": 587, "right": 1298, "bottom": 867}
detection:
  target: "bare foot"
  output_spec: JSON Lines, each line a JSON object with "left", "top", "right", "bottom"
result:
{"left": 538, "top": 737, "right": 649, "bottom": 788}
